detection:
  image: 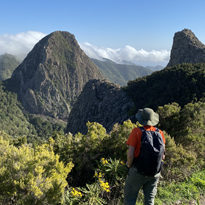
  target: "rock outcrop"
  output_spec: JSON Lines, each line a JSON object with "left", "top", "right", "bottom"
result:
{"left": 66, "top": 79, "right": 134, "bottom": 134}
{"left": 167, "top": 29, "right": 205, "bottom": 67}
{"left": 8, "top": 31, "right": 104, "bottom": 120}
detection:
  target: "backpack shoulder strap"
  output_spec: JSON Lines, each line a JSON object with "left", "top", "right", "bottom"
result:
{"left": 154, "top": 127, "right": 165, "bottom": 146}
{"left": 155, "top": 127, "right": 160, "bottom": 132}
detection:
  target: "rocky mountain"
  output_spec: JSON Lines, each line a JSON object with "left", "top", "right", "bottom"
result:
{"left": 167, "top": 29, "right": 205, "bottom": 67}
{"left": 91, "top": 58, "right": 153, "bottom": 86}
{"left": 67, "top": 63, "right": 205, "bottom": 134}
{"left": 0, "top": 54, "right": 20, "bottom": 81}
{"left": 66, "top": 79, "right": 134, "bottom": 134}
{"left": 7, "top": 31, "right": 104, "bottom": 120}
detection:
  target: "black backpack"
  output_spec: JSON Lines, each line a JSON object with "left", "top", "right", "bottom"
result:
{"left": 133, "top": 127, "right": 165, "bottom": 176}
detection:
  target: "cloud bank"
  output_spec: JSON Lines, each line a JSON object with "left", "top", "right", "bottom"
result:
{"left": 0, "top": 31, "right": 46, "bottom": 60}
{"left": 0, "top": 31, "right": 170, "bottom": 66}
{"left": 80, "top": 43, "right": 170, "bottom": 66}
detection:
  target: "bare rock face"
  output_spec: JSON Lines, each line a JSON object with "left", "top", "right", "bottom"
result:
{"left": 9, "top": 31, "right": 104, "bottom": 120}
{"left": 66, "top": 79, "right": 134, "bottom": 134}
{"left": 167, "top": 29, "right": 205, "bottom": 67}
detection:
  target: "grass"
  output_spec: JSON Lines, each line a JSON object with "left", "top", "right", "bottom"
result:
{"left": 123, "top": 169, "right": 205, "bottom": 205}
{"left": 154, "top": 169, "right": 205, "bottom": 204}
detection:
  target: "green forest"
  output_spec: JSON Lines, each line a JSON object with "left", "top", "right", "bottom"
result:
{"left": 0, "top": 63, "right": 205, "bottom": 204}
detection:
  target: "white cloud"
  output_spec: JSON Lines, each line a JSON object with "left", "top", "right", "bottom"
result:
{"left": 80, "top": 43, "right": 170, "bottom": 66}
{"left": 0, "top": 31, "right": 170, "bottom": 66}
{"left": 0, "top": 31, "right": 46, "bottom": 60}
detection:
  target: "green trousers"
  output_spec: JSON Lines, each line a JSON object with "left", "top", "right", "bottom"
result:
{"left": 124, "top": 166, "right": 160, "bottom": 205}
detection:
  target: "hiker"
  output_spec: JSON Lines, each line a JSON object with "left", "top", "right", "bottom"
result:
{"left": 124, "top": 108, "right": 165, "bottom": 205}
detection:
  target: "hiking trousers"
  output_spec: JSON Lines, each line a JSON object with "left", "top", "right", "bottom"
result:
{"left": 124, "top": 166, "right": 160, "bottom": 205}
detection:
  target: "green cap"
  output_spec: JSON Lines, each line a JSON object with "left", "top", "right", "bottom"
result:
{"left": 135, "top": 108, "right": 159, "bottom": 126}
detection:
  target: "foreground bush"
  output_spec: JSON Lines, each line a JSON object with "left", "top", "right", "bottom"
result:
{"left": 0, "top": 100, "right": 204, "bottom": 204}
{"left": 53, "top": 120, "right": 135, "bottom": 186}
{"left": 0, "top": 137, "right": 73, "bottom": 204}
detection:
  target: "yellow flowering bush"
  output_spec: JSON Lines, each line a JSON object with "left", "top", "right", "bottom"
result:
{"left": 101, "top": 158, "right": 108, "bottom": 165}
{"left": 71, "top": 188, "right": 83, "bottom": 197}
{"left": 0, "top": 136, "right": 73, "bottom": 204}
{"left": 99, "top": 179, "right": 110, "bottom": 193}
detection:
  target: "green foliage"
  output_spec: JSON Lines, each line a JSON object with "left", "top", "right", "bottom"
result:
{"left": 53, "top": 122, "right": 110, "bottom": 186}
{"left": 53, "top": 121, "right": 135, "bottom": 186}
{"left": 0, "top": 54, "right": 20, "bottom": 81}
{"left": 62, "top": 111, "right": 204, "bottom": 204}
{"left": 156, "top": 169, "right": 205, "bottom": 204}
{"left": 65, "top": 158, "right": 127, "bottom": 205}
{"left": 162, "top": 133, "right": 197, "bottom": 181}
{"left": 0, "top": 136, "right": 73, "bottom": 204}
{"left": 0, "top": 84, "right": 204, "bottom": 204}
{"left": 157, "top": 102, "right": 181, "bottom": 137}
{"left": 158, "top": 101, "right": 205, "bottom": 173}
{"left": 29, "top": 115, "right": 66, "bottom": 140}
{"left": 125, "top": 63, "right": 205, "bottom": 112}
{"left": 104, "top": 120, "right": 137, "bottom": 159}
{"left": 0, "top": 82, "right": 67, "bottom": 142}
{"left": 0, "top": 83, "right": 36, "bottom": 137}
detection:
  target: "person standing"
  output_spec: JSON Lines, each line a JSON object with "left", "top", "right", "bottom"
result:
{"left": 124, "top": 108, "right": 165, "bottom": 205}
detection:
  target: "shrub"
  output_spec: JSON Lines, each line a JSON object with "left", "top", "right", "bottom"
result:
{"left": 0, "top": 136, "right": 73, "bottom": 204}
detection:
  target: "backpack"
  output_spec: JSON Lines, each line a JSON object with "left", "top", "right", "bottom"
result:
{"left": 133, "top": 127, "right": 165, "bottom": 176}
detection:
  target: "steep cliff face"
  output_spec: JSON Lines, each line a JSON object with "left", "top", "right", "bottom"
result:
{"left": 9, "top": 31, "right": 104, "bottom": 120}
{"left": 167, "top": 29, "right": 205, "bottom": 67}
{"left": 66, "top": 79, "right": 134, "bottom": 134}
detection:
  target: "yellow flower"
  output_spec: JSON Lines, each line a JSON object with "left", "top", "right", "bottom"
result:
{"left": 94, "top": 171, "right": 98, "bottom": 177}
{"left": 98, "top": 172, "right": 103, "bottom": 178}
{"left": 71, "top": 188, "right": 82, "bottom": 197}
{"left": 120, "top": 161, "right": 125, "bottom": 165}
{"left": 101, "top": 158, "right": 108, "bottom": 165}
{"left": 99, "top": 179, "right": 110, "bottom": 192}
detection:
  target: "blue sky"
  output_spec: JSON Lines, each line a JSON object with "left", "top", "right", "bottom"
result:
{"left": 1, "top": 0, "right": 205, "bottom": 66}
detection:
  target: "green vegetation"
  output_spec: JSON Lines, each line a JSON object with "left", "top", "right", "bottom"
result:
{"left": 0, "top": 82, "right": 66, "bottom": 144}
{"left": 156, "top": 169, "right": 205, "bottom": 205}
{"left": 0, "top": 101, "right": 204, "bottom": 204}
{"left": 125, "top": 63, "right": 205, "bottom": 113}
{"left": 0, "top": 82, "right": 36, "bottom": 137}
{"left": 0, "top": 63, "right": 204, "bottom": 204}
{"left": 0, "top": 54, "right": 20, "bottom": 80}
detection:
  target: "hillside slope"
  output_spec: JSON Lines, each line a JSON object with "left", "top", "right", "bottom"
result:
{"left": 0, "top": 82, "right": 35, "bottom": 137}
{"left": 0, "top": 54, "right": 20, "bottom": 81}
{"left": 66, "top": 79, "right": 134, "bottom": 134}
{"left": 125, "top": 63, "right": 205, "bottom": 112}
{"left": 92, "top": 58, "right": 152, "bottom": 86}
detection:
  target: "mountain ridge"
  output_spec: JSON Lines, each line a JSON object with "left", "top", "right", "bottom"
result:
{"left": 91, "top": 58, "right": 153, "bottom": 86}
{"left": 7, "top": 31, "right": 104, "bottom": 120}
